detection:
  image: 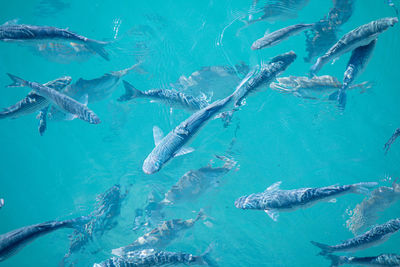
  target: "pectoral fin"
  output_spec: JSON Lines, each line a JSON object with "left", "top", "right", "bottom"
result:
{"left": 174, "top": 146, "right": 195, "bottom": 157}
{"left": 265, "top": 209, "right": 279, "bottom": 221}
{"left": 78, "top": 94, "right": 89, "bottom": 106}
{"left": 153, "top": 126, "right": 164, "bottom": 146}
{"left": 328, "top": 198, "right": 337, "bottom": 203}
{"left": 328, "top": 91, "right": 339, "bottom": 101}
{"left": 65, "top": 113, "right": 78, "bottom": 121}
{"left": 265, "top": 181, "right": 282, "bottom": 192}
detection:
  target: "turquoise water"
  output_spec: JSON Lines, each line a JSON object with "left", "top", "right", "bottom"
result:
{"left": 1, "top": 0, "right": 400, "bottom": 266}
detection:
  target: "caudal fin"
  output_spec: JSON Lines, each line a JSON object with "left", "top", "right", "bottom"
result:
{"left": 325, "top": 254, "right": 347, "bottom": 267}
{"left": 194, "top": 244, "right": 217, "bottom": 266}
{"left": 351, "top": 182, "right": 378, "bottom": 195}
{"left": 310, "top": 241, "right": 332, "bottom": 255}
{"left": 6, "top": 73, "right": 27, "bottom": 87}
{"left": 118, "top": 81, "right": 144, "bottom": 102}
{"left": 85, "top": 40, "right": 110, "bottom": 61}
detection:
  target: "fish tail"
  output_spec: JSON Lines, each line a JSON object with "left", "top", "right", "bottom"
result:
{"left": 64, "top": 215, "right": 91, "bottom": 233}
{"left": 325, "top": 254, "right": 347, "bottom": 267}
{"left": 310, "top": 241, "right": 331, "bottom": 255}
{"left": 118, "top": 80, "right": 144, "bottom": 102}
{"left": 85, "top": 40, "right": 110, "bottom": 61}
{"left": 309, "top": 57, "right": 323, "bottom": 77}
{"left": 351, "top": 182, "right": 378, "bottom": 195}
{"left": 6, "top": 73, "right": 27, "bottom": 87}
{"left": 337, "top": 88, "right": 347, "bottom": 111}
{"left": 195, "top": 243, "right": 218, "bottom": 266}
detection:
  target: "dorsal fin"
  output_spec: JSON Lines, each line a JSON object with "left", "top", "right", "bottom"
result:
{"left": 265, "top": 181, "right": 282, "bottom": 192}
{"left": 2, "top": 19, "right": 19, "bottom": 26}
{"left": 153, "top": 126, "right": 164, "bottom": 146}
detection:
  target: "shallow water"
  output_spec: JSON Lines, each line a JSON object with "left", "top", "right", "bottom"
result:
{"left": 1, "top": 0, "right": 400, "bottom": 266}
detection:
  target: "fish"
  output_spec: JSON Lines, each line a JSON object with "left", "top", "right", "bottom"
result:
{"left": 95, "top": 246, "right": 214, "bottom": 267}
{"left": 0, "top": 199, "right": 4, "bottom": 209}
{"left": 311, "top": 218, "right": 400, "bottom": 255}
{"left": 0, "top": 22, "right": 109, "bottom": 60}
{"left": 61, "top": 185, "right": 127, "bottom": 266}
{"left": 270, "top": 75, "right": 372, "bottom": 100}
{"left": 234, "top": 181, "right": 377, "bottom": 221}
{"left": 384, "top": 128, "right": 400, "bottom": 154}
{"left": 325, "top": 253, "right": 400, "bottom": 267}
{"left": 37, "top": 106, "right": 49, "bottom": 136}
{"left": 33, "top": 42, "right": 95, "bottom": 63}
{"left": 347, "top": 180, "right": 400, "bottom": 235}
{"left": 0, "top": 216, "right": 90, "bottom": 262}
{"left": 112, "top": 211, "right": 205, "bottom": 257}
{"left": 161, "top": 155, "right": 236, "bottom": 205}
{"left": 7, "top": 74, "right": 101, "bottom": 124}
{"left": 0, "top": 76, "right": 72, "bottom": 119}
{"left": 142, "top": 51, "right": 296, "bottom": 175}
{"left": 334, "top": 39, "right": 377, "bottom": 110}
{"left": 310, "top": 17, "right": 398, "bottom": 76}
{"left": 118, "top": 80, "right": 209, "bottom": 112}
{"left": 251, "top": 23, "right": 314, "bottom": 50}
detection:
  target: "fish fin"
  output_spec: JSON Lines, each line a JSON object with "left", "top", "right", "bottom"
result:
{"left": 111, "top": 247, "right": 124, "bottom": 257}
{"left": 265, "top": 181, "right": 282, "bottom": 192}
{"left": 118, "top": 80, "right": 144, "bottom": 101}
{"left": 85, "top": 40, "right": 110, "bottom": 61}
{"left": 351, "top": 182, "right": 378, "bottom": 195}
{"left": 64, "top": 216, "right": 91, "bottom": 234}
{"left": 265, "top": 209, "right": 279, "bottom": 221}
{"left": 65, "top": 113, "right": 78, "bottom": 121}
{"left": 328, "top": 91, "right": 339, "bottom": 101}
{"left": 310, "top": 241, "right": 331, "bottom": 255}
{"left": 2, "top": 18, "right": 19, "bottom": 25}
{"left": 79, "top": 94, "right": 89, "bottom": 106}
{"left": 174, "top": 146, "right": 195, "bottom": 157}
{"left": 160, "top": 198, "right": 173, "bottom": 206}
{"left": 337, "top": 90, "right": 346, "bottom": 110}
{"left": 6, "top": 73, "right": 27, "bottom": 87}
{"left": 263, "top": 29, "right": 270, "bottom": 36}
{"left": 328, "top": 198, "right": 337, "bottom": 203}
{"left": 195, "top": 243, "right": 217, "bottom": 266}
{"left": 324, "top": 254, "right": 346, "bottom": 267}
{"left": 153, "top": 126, "right": 164, "bottom": 146}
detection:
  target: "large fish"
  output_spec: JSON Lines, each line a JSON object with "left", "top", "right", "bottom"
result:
{"left": 311, "top": 218, "right": 400, "bottom": 255}
{"left": 112, "top": 211, "right": 205, "bottom": 257}
{"left": 234, "top": 181, "right": 377, "bottom": 221}
{"left": 325, "top": 253, "right": 400, "bottom": 267}
{"left": 251, "top": 23, "right": 314, "bottom": 50}
{"left": 7, "top": 74, "right": 101, "bottom": 124}
{"left": 142, "top": 51, "right": 296, "bottom": 174}
{"left": 95, "top": 247, "right": 214, "bottom": 267}
{"left": 0, "top": 76, "right": 71, "bottom": 119}
{"left": 310, "top": 17, "right": 398, "bottom": 76}
{"left": 0, "top": 22, "right": 109, "bottom": 60}
{"left": 0, "top": 216, "right": 89, "bottom": 262}
{"left": 384, "top": 128, "right": 400, "bottom": 154}
{"left": 118, "top": 81, "right": 209, "bottom": 112}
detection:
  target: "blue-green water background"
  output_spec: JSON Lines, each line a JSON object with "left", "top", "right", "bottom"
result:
{"left": 1, "top": 0, "right": 400, "bottom": 266}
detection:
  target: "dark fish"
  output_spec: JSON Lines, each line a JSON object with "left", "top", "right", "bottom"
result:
{"left": 325, "top": 253, "right": 400, "bottom": 267}
{"left": 0, "top": 76, "right": 71, "bottom": 119}
{"left": 311, "top": 218, "right": 400, "bottom": 255}
{"left": 235, "top": 182, "right": 377, "bottom": 221}
{"left": 0, "top": 216, "right": 89, "bottom": 262}
{"left": 384, "top": 128, "right": 400, "bottom": 154}
{"left": 0, "top": 23, "right": 109, "bottom": 60}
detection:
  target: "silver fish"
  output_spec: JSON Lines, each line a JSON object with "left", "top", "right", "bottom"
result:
{"left": 251, "top": 23, "right": 314, "bottom": 50}
{"left": 0, "top": 216, "right": 89, "bottom": 262}
{"left": 311, "top": 218, "right": 400, "bottom": 255}
{"left": 118, "top": 81, "right": 209, "bottom": 112}
{"left": 7, "top": 74, "right": 101, "bottom": 124}
{"left": 384, "top": 128, "right": 400, "bottom": 154}
{"left": 325, "top": 253, "right": 400, "bottom": 267}
{"left": 0, "top": 199, "right": 3, "bottom": 209}
{"left": 0, "top": 76, "right": 71, "bottom": 119}
{"left": 310, "top": 17, "right": 398, "bottom": 76}
{"left": 142, "top": 51, "right": 296, "bottom": 175}
{"left": 235, "top": 181, "right": 377, "bottom": 221}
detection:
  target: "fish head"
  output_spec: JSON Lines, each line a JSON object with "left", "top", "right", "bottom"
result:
{"left": 389, "top": 17, "right": 399, "bottom": 26}
{"left": 142, "top": 154, "right": 162, "bottom": 174}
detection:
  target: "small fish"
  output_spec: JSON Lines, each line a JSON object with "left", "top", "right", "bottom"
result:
{"left": 37, "top": 106, "right": 49, "bottom": 136}
{"left": 0, "top": 76, "right": 71, "bottom": 119}
{"left": 0, "top": 199, "right": 4, "bottom": 209}
{"left": 325, "top": 253, "right": 400, "bottom": 267}
{"left": 0, "top": 216, "right": 90, "bottom": 262}
{"left": 112, "top": 211, "right": 205, "bottom": 257}
{"left": 384, "top": 128, "right": 400, "bottom": 154}
{"left": 251, "top": 23, "right": 314, "bottom": 50}
{"left": 118, "top": 80, "right": 209, "bottom": 111}
{"left": 310, "top": 17, "right": 398, "bottom": 76}
{"left": 0, "top": 22, "right": 109, "bottom": 60}
{"left": 235, "top": 181, "right": 377, "bottom": 221}
{"left": 311, "top": 218, "right": 400, "bottom": 255}
{"left": 96, "top": 246, "right": 214, "bottom": 267}
{"left": 7, "top": 74, "right": 101, "bottom": 124}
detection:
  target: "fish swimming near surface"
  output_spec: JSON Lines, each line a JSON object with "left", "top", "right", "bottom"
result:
{"left": 0, "top": 21, "right": 110, "bottom": 60}
{"left": 334, "top": 39, "right": 377, "bottom": 110}
{"left": 346, "top": 180, "right": 400, "bottom": 235}
{"left": 384, "top": 128, "right": 400, "bottom": 154}
{"left": 142, "top": 51, "right": 296, "bottom": 174}
{"left": 7, "top": 74, "right": 101, "bottom": 124}
{"left": 112, "top": 211, "right": 206, "bottom": 257}
{"left": 118, "top": 80, "right": 210, "bottom": 112}
{"left": 0, "top": 216, "right": 90, "bottom": 262}
{"left": 270, "top": 75, "right": 372, "bottom": 100}
{"left": 325, "top": 253, "right": 400, "bottom": 267}
{"left": 0, "top": 199, "right": 4, "bottom": 209}
{"left": 34, "top": 42, "right": 95, "bottom": 63}
{"left": 96, "top": 246, "right": 214, "bottom": 267}
{"left": 234, "top": 181, "right": 377, "bottom": 221}
{"left": 311, "top": 218, "right": 400, "bottom": 255}
{"left": 0, "top": 76, "right": 72, "bottom": 119}
{"left": 251, "top": 23, "right": 314, "bottom": 50}
{"left": 310, "top": 17, "right": 398, "bottom": 76}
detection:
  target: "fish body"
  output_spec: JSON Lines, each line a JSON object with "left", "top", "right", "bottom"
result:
{"left": 34, "top": 42, "right": 94, "bottom": 63}
{"left": 235, "top": 182, "right": 377, "bottom": 221}
{"left": 384, "top": 128, "right": 400, "bottom": 154}
{"left": 310, "top": 17, "right": 398, "bottom": 76}
{"left": 0, "top": 76, "right": 71, "bottom": 119}
{"left": 118, "top": 81, "right": 209, "bottom": 112}
{"left": 326, "top": 253, "right": 400, "bottom": 267}
{"left": 311, "top": 218, "right": 400, "bottom": 255}
{"left": 7, "top": 74, "right": 100, "bottom": 124}
{"left": 251, "top": 23, "right": 314, "bottom": 50}
{"left": 0, "top": 216, "right": 89, "bottom": 262}
{"left": 0, "top": 24, "right": 109, "bottom": 60}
